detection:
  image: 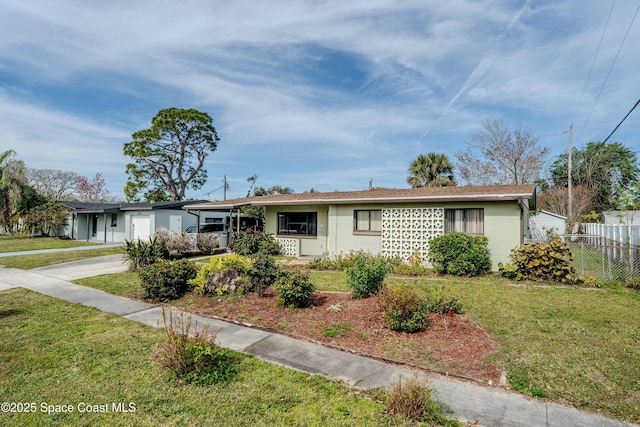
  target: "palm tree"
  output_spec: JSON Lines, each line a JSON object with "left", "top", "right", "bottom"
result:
{"left": 407, "top": 152, "right": 456, "bottom": 188}
{"left": 0, "top": 150, "right": 28, "bottom": 231}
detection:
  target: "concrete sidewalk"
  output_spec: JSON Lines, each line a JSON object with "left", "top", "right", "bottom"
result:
{"left": 0, "top": 261, "right": 636, "bottom": 427}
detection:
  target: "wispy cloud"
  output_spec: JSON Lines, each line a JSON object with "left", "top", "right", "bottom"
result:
{"left": 0, "top": 0, "right": 638, "bottom": 197}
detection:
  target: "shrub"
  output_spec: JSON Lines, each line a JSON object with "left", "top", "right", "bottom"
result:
{"left": 378, "top": 285, "right": 429, "bottom": 333}
{"left": 345, "top": 251, "right": 391, "bottom": 299}
{"left": 498, "top": 237, "right": 582, "bottom": 284}
{"left": 306, "top": 251, "right": 401, "bottom": 272}
{"left": 124, "top": 236, "right": 166, "bottom": 271}
{"left": 386, "top": 375, "right": 453, "bottom": 424}
{"left": 156, "top": 308, "right": 239, "bottom": 386}
{"left": 249, "top": 252, "right": 279, "bottom": 296}
{"left": 189, "top": 254, "right": 254, "bottom": 295}
{"left": 139, "top": 259, "right": 198, "bottom": 301}
{"left": 428, "top": 232, "right": 491, "bottom": 277}
{"left": 393, "top": 251, "right": 429, "bottom": 276}
{"left": 155, "top": 227, "right": 195, "bottom": 257}
{"left": 273, "top": 271, "right": 315, "bottom": 308}
{"left": 425, "top": 286, "right": 463, "bottom": 314}
{"left": 231, "top": 229, "right": 281, "bottom": 255}
{"left": 197, "top": 233, "right": 220, "bottom": 255}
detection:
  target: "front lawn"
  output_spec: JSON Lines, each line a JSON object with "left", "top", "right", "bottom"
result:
{"left": 0, "top": 288, "right": 421, "bottom": 426}
{"left": 0, "top": 247, "right": 124, "bottom": 270}
{"left": 76, "top": 269, "right": 640, "bottom": 423}
{"left": 0, "top": 235, "right": 100, "bottom": 253}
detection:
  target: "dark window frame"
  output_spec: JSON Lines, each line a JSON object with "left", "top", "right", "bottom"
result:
{"left": 277, "top": 212, "right": 317, "bottom": 236}
{"left": 353, "top": 210, "right": 382, "bottom": 233}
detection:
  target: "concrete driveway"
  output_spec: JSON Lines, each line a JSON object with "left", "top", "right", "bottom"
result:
{"left": 31, "top": 254, "right": 129, "bottom": 280}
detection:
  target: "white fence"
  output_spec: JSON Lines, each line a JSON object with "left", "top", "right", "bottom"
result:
{"left": 582, "top": 223, "right": 640, "bottom": 246}
{"left": 564, "top": 223, "right": 640, "bottom": 283}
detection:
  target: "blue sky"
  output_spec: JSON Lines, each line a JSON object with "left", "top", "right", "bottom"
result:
{"left": 1, "top": 0, "right": 639, "bottom": 201}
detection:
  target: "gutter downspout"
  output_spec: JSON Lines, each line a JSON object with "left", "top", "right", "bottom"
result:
{"left": 518, "top": 199, "right": 526, "bottom": 244}
{"left": 185, "top": 209, "right": 201, "bottom": 227}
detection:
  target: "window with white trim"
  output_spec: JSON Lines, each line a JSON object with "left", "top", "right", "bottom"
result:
{"left": 445, "top": 208, "right": 484, "bottom": 235}
{"left": 354, "top": 210, "right": 381, "bottom": 233}
{"left": 277, "top": 212, "right": 317, "bottom": 236}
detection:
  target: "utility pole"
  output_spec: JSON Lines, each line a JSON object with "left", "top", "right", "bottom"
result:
{"left": 223, "top": 175, "right": 228, "bottom": 201}
{"left": 568, "top": 124, "right": 573, "bottom": 227}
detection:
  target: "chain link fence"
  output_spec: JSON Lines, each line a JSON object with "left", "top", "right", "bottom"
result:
{"left": 563, "top": 234, "right": 640, "bottom": 283}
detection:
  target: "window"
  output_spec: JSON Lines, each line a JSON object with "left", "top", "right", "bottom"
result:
{"left": 110, "top": 214, "right": 118, "bottom": 227}
{"left": 278, "top": 212, "right": 317, "bottom": 236}
{"left": 354, "top": 210, "right": 381, "bottom": 233}
{"left": 445, "top": 208, "right": 484, "bottom": 235}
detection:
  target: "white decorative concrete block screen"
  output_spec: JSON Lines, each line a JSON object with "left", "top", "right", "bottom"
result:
{"left": 277, "top": 238, "right": 300, "bottom": 257}
{"left": 381, "top": 208, "right": 445, "bottom": 263}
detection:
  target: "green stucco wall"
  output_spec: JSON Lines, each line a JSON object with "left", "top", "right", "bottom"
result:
{"left": 266, "top": 200, "right": 526, "bottom": 269}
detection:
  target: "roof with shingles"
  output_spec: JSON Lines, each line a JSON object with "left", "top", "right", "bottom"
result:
{"left": 57, "top": 200, "right": 209, "bottom": 214}
{"left": 184, "top": 184, "right": 537, "bottom": 210}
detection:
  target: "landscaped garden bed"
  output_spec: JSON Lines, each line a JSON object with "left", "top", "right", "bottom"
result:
{"left": 177, "top": 288, "right": 502, "bottom": 384}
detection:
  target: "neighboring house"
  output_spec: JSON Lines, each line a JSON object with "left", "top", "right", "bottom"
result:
{"left": 185, "top": 184, "right": 537, "bottom": 270}
{"left": 529, "top": 210, "right": 567, "bottom": 242}
{"left": 58, "top": 200, "right": 216, "bottom": 243}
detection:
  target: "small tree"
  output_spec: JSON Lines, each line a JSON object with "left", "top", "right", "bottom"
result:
{"left": 23, "top": 202, "right": 69, "bottom": 236}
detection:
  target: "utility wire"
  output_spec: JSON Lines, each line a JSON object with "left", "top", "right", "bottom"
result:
{"left": 600, "top": 98, "right": 640, "bottom": 145}
{"left": 576, "top": 2, "right": 640, "bottom": 145}
{"left": 571, "top": 0, "right": 615, "bottom": 126}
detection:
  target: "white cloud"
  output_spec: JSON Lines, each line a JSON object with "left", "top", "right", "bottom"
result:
{"left": 0, "top": 0, "right": 639, "bottom": 199}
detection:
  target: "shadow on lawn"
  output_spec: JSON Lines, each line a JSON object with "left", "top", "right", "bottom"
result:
{"left": 0, "top": 309, "right": 24, "bottom": 319}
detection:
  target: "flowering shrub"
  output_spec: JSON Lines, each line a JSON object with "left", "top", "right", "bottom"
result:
{"left": 197, "top": 233, "right": 219, "bottom": 255}
{"left": 156, "top": 228, "right": 195, "bottom": 257}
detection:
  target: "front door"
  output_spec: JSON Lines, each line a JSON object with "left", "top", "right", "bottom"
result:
{"left": 131, "top": 217, "right": 151, "bottom": 241}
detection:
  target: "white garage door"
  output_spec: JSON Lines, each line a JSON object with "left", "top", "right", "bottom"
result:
{"left": 131, "top": 217, "right": 151, "bottom": 241}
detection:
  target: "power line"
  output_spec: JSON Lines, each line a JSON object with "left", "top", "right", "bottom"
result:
{"left": 600, "top": 98, "right": 640, "bottom": 145}
{"left": 571, "top": 0, "right": 615, "bottom": 126}
{"left": 576, "top": 2, "right": 640, "bottom": 145}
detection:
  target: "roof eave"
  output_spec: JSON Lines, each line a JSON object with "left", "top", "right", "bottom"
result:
{"left": 186, "top": 191, "right": 535, "bottom": 210}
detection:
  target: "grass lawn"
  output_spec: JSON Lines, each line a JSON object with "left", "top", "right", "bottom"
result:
{"left": 78, "top": 269, "right": 640, "bottom": 423}
{"left": 0, "top": 288, "right": 426, "bottom": 427}
{"left": 0, "top": 247, "right": 124, "bottom": 270}
{"left": 0, "top": 235, "right": 101, "bottom": 253}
